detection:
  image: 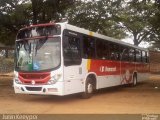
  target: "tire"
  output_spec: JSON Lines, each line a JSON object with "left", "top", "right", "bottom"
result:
{"left": 81, "top": 77, "right": 94, "bottom": 99}
{"left": 132, "top": 74, "right": 137, "bottom": 86}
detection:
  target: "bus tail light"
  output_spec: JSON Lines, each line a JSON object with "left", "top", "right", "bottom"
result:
{"left": 47, "top": 74, "right": 61, "bottom": 85}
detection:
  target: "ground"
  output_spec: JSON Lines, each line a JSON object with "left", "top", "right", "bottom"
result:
{"left": 0, "top": 75, "right": 160, "bottom": 114}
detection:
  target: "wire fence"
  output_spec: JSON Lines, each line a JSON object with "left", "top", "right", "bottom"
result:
{"left": 149, "top": 51, "right": 160, "bottom": 74}
{"left": 0, "top": 48, "right": 14, "bottom": 74}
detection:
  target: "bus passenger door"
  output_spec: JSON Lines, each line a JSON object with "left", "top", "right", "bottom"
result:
{"left": 63, "top": 30, "right": 83, "bottom": 95}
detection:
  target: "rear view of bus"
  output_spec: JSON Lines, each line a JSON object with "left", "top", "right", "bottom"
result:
{"left": 13, "top": 23, "right": 64, "bottom": 96}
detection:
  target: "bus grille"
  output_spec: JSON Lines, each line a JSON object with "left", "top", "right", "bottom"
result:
{"left": 18, "top": 72, "right": 51, "bottom": 84}
{"left": 25, "top": 87, "right": 42, "bottom": 91}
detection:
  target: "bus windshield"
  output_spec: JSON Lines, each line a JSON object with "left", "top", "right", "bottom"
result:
{"left": 15, "top": 37, "right": 61, "bottom": 72}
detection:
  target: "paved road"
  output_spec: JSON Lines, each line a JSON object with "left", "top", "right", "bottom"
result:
{"left": 0, "top": 75, "right": 160, "bottom": 114}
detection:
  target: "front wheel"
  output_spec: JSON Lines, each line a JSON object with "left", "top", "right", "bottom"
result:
{"left": 81, "top": 77, "right": 94, "bottom": 99}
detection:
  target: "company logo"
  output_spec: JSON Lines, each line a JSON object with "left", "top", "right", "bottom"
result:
{"left": 31, "top": 80, "right": 35, "bottom": 85}
{"left": 100, "top": 66, "right": 117, "bottom": 72}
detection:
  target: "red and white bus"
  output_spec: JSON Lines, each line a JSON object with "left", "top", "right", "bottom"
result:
{"left": 13, "top": 22, "right": 150, "bottom": 98}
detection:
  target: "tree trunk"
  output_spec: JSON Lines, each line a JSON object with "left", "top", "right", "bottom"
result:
{"left": 53, "top": 0, "right": 59, "bottom": 21}
{"left": 31, "top": 0, "right": 38, "bottom": 24}
{"left": 133, "top": 33, "right": 139, "bottom": 46}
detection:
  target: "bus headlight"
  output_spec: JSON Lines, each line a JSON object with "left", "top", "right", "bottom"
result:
{"left": 14, "top": 71, "right": 22, "bottom": 84}
{"left": 14, "top": 78, "right": 22, "bottom": 84}
{"left": 47, "top": 74, "right": 61, "bottom": 85}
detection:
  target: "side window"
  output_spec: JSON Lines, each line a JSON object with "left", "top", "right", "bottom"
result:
{"left": 109, "top": 43, "right": 120, "bottom": 61}
{"left": 136, "top": 49, "right": 142, "bottom": 62}
{"left": 129, "top": 48, "right": 135, "bottom": 62}
{"left": 146, "top": 52, "right": 149, "bottom": 63}
{"left": 83, "top": 36, "right": 95, "bottom": 59}
{"left": 120, "top": 46, "right": 129, "bottom": 61}
{"left": 114, "top": 44, "right": 120, "bottom": 60}
{"left": 63, "top": 35, "right": 81, "bottom": 66}
{"left": 142, "top": 51, "right": 146, "bottom": 63}
{"left": 96, "top": 39, "right": 109, "bottom": 59}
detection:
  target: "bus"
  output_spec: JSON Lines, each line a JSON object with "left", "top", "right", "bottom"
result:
{"left": 13, "top": 22, "right": 150, "bottom": 98}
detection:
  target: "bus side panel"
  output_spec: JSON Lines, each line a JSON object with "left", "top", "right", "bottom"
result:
{"left": 97, "top": 75, "right": 121, "bottom": 89}
{"left": 88, "top": 59, "right": 122, "bottom": 89}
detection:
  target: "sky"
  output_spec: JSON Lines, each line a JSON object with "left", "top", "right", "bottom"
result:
{"left": 122, "top": 37, "right": 150, "bottom": 48}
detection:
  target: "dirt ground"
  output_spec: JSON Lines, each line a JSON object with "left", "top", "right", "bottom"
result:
{"left": 0, "top": 75, "right": 160, "bottom": 114}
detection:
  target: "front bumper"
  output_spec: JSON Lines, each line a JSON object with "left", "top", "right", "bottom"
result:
{"left": 13, "top": 81, "right": 64, "bottom": 96}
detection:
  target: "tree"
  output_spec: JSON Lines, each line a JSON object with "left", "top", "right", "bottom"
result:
{"left": 118, "top": 0, "right": 155, "bottom": 46}
{"left": 0, "top": 0, "right": 75, "bottom": 46}
{"left": 148, "top": 0, "right": 160, "bottom": 50}
{"left": 0, "top": 0, "right": 160, "bottom": 49}
{"left": 0, "top": 0, "right": 31, "bottom": 45}
{"left": 67, "top": 0, "right": 126, "bottom": 39}
{"left": 30, "top": 0, "right": 42, "bottom": 24}
{"left": 30, "top": 0, "right": 75, "bottom": 24}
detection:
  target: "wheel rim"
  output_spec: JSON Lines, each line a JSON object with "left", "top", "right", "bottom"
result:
{"left": 133, "top": 77, "right": 137, "bottom": 85}
{"left": 87, "top": 83, "right": 93, "bottom": 94}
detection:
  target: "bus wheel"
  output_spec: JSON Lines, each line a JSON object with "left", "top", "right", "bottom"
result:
{"left": 81, "top": 77, "right": 94, "bottom": 99}
{"left": 132, "top": 74, "right": 137, "bottom": 86}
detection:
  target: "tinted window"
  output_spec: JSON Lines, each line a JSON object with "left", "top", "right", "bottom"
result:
{"left": 63, "top": 36, "right": 81, "bottom": 66}
{"left": 142, "top": 51, "right": 146, "bottom": 63}
{"left": 83, "top": 36, "right": 95, "bottom": 59}
{"left": 146, "top": 52, "right": 149, "bottom": 63}
{"left": 136, "top": 49, "right": 142, "bottom": 62}
{"left": 96, "top": 39, "right": 109, "bottom": 59}
{"left": 129, "top": 48, "right": 135, "bottom": 62}
{"left": 109, "top": 43, "right": 120, "bottom": 61}
{"left": 120, "top": 46, "right": 129, "bottom": 61}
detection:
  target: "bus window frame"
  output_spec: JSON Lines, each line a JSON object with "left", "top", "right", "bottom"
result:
{"left": 63, "top": 29, "right": 82, "bottom": 66}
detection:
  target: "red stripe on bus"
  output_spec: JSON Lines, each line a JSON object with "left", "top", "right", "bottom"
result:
{"left": 18, "top": 72, "right": 51, "bottom": 84}
{"left": 88, "top": 59, "right": 149, "bottom": 76}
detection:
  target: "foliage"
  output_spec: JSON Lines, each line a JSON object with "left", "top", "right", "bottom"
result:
{"left": 30, "top": 0, "right": 75, "bottom": 24}
{"left": 0, "top": 0, "right": 75, "bottom": 46}
{"left": 67, "top": 0, "right": 126, "bottom": 39}
{"left": 117, "top": 0, "right": 155, "bottom": 45}
{"left": 148, "top": 0, "right": 160, "bottom": 50}
{"left": 0, "top": 0, "right": 31, "bottom": 45}
{"left": 0, "top": 0, "right": 160, "bottom": 50}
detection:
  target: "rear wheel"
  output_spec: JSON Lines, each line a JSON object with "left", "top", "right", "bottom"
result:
{"left": 81, "top": 77, "right": 94, "bottom": 99}
{"left": 132, "top": 74, "right": 137, "bottom": 86}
